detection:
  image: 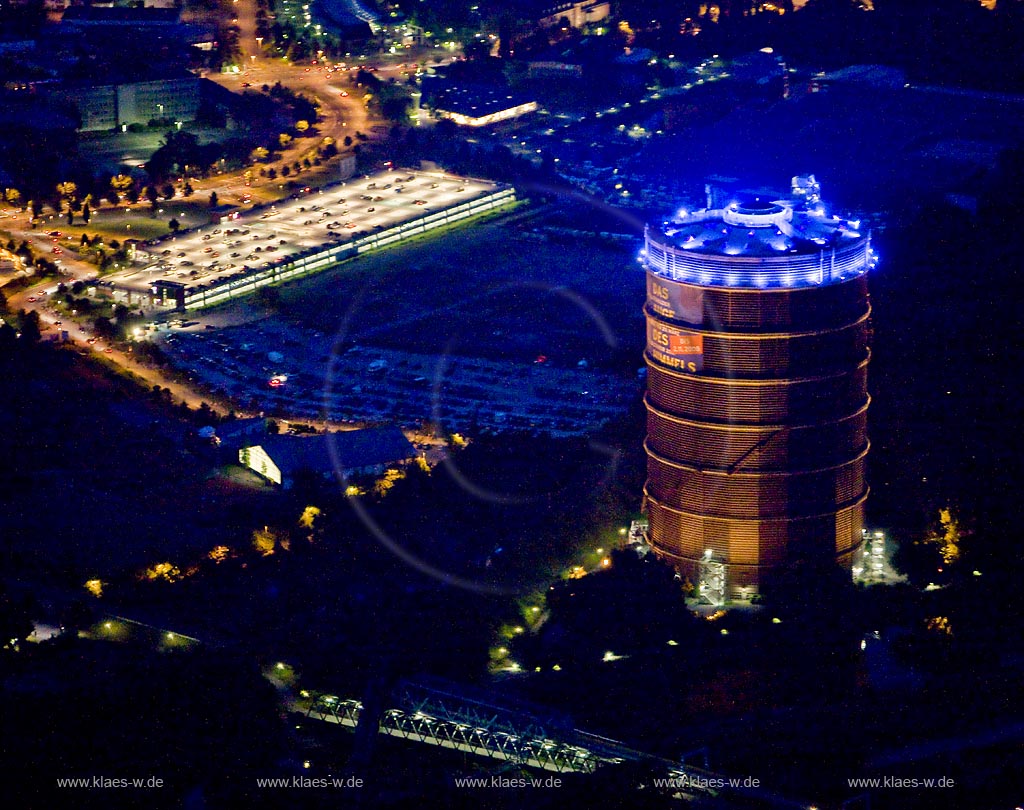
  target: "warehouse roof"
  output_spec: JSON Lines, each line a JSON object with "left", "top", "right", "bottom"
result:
{"left": 246, "top": 426, "right": 416, "bottom": 477}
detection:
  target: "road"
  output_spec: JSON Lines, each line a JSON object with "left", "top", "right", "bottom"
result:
{"left": 0, "top": 7, "right": 400, "bottom": 411}
{"left": 205, "top": 0, "right": 379, "bottom": 207}
{"left": 17, "top": 289, "right": 233, "bottom": 413}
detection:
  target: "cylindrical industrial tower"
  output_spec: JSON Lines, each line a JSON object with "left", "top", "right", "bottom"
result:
{"left": 642, "top": 179, "right": 875, "bottom": 602}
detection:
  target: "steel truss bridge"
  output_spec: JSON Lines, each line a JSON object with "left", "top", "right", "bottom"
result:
{"left": 303, "top": 678, "right": 811, "bottom": 808}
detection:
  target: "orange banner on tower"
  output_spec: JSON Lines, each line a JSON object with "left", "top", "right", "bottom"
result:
{"left": 668, "top": 334, "right": 703, "bottom": 355}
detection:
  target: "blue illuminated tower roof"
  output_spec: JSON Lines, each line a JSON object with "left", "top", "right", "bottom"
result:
{"left": 643, "top": 178, "right": 875, "bottom": 289}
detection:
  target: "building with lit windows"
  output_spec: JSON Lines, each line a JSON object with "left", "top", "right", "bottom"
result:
{"left": 48, "top": 77, "right": 201, "bottom": 132}
{"left": 536, "top": 0, "right": 611, "bottom": 29}
{"left": 641, "top": 177, "right": 876, "bottom": 602}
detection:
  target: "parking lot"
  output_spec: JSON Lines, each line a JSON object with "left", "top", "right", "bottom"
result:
{"left": 105, "top": 169, "right": 498, "bottom": 295}
{"left": 157, "top": 321, "right": 634, "bottom": 436}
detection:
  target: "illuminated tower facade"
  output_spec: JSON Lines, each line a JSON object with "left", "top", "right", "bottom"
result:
{"left": 642, "top": 178, "right": 875, "bottom": 601}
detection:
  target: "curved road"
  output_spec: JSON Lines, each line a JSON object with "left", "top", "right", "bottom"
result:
{"left": 2, "top": 2, "right": 388, "bottom": 413}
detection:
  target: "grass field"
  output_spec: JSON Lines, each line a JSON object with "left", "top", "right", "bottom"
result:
{"left": 32, "top": 200, "right": 215, "bottom": 254}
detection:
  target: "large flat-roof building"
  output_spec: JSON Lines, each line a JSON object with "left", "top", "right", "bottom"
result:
{"left": 239, "top": 426, "right": 417, "bottom": 488}
{"left": 48, "top": 76, "right": 202, "bottom": 131}
{"left": 641, "top": 176, "right": 875, "bottom": 602}
{"left": 427, "top": 82, "right": 538, "bottom": 128}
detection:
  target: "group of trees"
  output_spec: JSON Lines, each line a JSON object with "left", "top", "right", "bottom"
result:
{"left": 1, "top": 99, "right": 326, "bottom": 214}
{"left": 256, "top": 0, "right": 372, "bottom": 63}
{"left": 265, "top": 82, "right": 319, "bottom": 126}
{"left": 372, "top": 118, "right": 555, "bottom": 185}
{"left": 145, "top": 130, "right": 235, "bottom": 184}
{"left": 0, "top": 307, "right": 42, "bottom": 354}
{"left": 2, "top": 237, "right": 61, "bottom": 280}
{"left": 391, "top": 0, "right": 482, "bottom": 47}
{"left": 356, "top": 69, "right": 415, "bottom": 123}
{"left": 3, "top": 172, "right": 195, "bottom": 222}
{"left": 142, "top": 87, "right": 322, "bottom": 185}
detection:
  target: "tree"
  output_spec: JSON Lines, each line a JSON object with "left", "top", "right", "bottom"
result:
{"left": 110, "top": 174, "right": 134, "bottom": 197}
{"left": 380, "top": 89, "right": 412, "bottom": 122}
{"left": 18, "top": 309, "right": 41, "bottom": 344}
{"left": 251, "top": 146, "right": 270, "bottom": 162}
{"left": 0, "top": 322, "right": 16, "bottom": 357}
{"left": 278, "top": 133, "right": 293, "bottom": 149}
{"left": 3, "top": 188, "right": 21, "bottom": 207}
{"left": 92, "top": 316, "right": 116, "bottom": 338}
{"left": 145, "top": 185, "right": 159, "bottom": 209}
{"left": 929, "top": 507, "right": 963, "bottom": 566}
{"left": 161, "top": 183, "right": 175, "bottom": 200}
{"left": 209, "top": 191, "right": 219, "bottom": 208}
{"left": 295, "top": 120, "right": 309, "bottom": 133}
{"left": 81, "top": 202, "right": 90, "bottom": 224}
{"left": 0, "top": 288, "right": 7, "bottom": 315}
{"left": 56, "top": 181, "right": 77, "bottom": 210}
{"left": 168, "top": 218, "right": 181, "bottom": 233}
{"left": 252, "top": 526, "right": 285, "bottom": 556}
